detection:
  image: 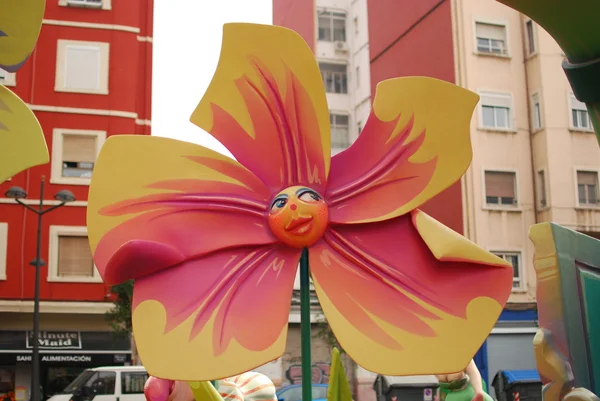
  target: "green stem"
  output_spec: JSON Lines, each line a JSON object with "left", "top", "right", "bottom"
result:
{"left": 300, "top": 248, "right": 312, "bottom": 401}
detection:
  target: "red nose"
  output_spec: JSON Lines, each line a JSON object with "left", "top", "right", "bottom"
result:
{"left": 290, "top": 204, "right": 297, "bottom": 210}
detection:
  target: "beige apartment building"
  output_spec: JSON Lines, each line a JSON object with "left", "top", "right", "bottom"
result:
{"left": 275, "top": 0, "right": 600, "bottom": 398}
{"left": 454, "top": 0, "right": 600, "bottom": 304}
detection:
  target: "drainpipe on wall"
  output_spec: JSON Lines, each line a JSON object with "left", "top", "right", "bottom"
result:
{"left": 521, "top": 16, "right": 540, "bottom": 224}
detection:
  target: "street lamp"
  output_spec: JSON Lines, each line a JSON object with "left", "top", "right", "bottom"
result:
{"left": 5, "top": 176, "right": 75, "bottom": 401}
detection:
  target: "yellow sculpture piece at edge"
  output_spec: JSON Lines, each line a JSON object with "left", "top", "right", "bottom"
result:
{"left": 327, "top": 348, "right": 353, "bottom": 401}
{"left": 188, "top": 382, "right": 224, "bottom": 401}
{"left": 0, "top": 0, "right": 46, "bottom": 71}
{"left": 0, "top": 85, "right": 49, "bottom": 183}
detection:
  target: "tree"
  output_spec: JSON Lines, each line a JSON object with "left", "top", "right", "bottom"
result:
{"left": 105, "top": 280, "right": 134, "bottom": 334}
{"left": 313, "top": 313, "right": 346, "bottom": 355}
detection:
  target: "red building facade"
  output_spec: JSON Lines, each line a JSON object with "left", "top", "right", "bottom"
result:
{"left": 0, "top": 0, "right": 153, "bottom": 398}
{"left": 367, "top": 0, "right": 463, "bottom": 233}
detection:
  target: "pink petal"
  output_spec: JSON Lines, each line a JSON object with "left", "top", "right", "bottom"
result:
{"left": 310, "top": 213, "right": 513, "bottom": 351}
{"left": 133, "top": 244, "right": 301, "bottom": 354}
{"left": 95, "top": 209, "right": 276, "bottom": 285}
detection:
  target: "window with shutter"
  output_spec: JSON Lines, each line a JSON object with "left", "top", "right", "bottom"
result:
{"left": 62, "top": 134, "right": 96, "bottom": 178}
{"left": 485, "top": 171, "right": 517, "bottom": 206}
{"left": 537, "top": 170, "right": 547, "bottom": 207}
{"left": 55, "top": 40, "right": 109, "bottom": 94}
{"left": 491, "top": 252, "right": 522, "bottom": 289}
{"left": 330, "top": 112, "right": 350, "bottom": 149}
{"left": 479, "top": 92, "right": 513, "bottom": 129}
{"left": 317, "top": 10, "right": 346, "bottom": 42}
{"left": 57, "top": 235, "right": 95, "bottom": 277}
{"left": 58, "top": 0, "right": 110, "bottom": 9}
{"left": 51, "top": 129, "right": 106, "bottom": 185}
{"left": 65, "top": 45, "right": 101, "bottom": 91}
{"left": 577, "top": 171, "right": 598, "bottom": 205}
{"left": 531, "top": 93, "right": 542, "bottom": 130}
{"left": 570, "top": 94, "right": 592, "bottom": 130}
{"left": 319, "top": 63, "right": 348, "bottom": 94}
{"left": 526, "top": 20, "right": 535, "bottom": 54}
{"left": 0, "top": 68, "right": 16, "bottom": 86}
{"left": 475, "top": 22, "right": 508, "bottom": 55}
{"left": 48, "top": 226, "right": 101, "bottom": 283}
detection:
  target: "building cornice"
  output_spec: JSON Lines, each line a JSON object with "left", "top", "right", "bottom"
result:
{"left": 0, "top": 301, "right": 114, "bottom": 314}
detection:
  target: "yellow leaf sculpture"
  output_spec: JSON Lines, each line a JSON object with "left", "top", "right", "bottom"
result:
{"left": 0, "top": 0, "right": 49, "bottom": 183}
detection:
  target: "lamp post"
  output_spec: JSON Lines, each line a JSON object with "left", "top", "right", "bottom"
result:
{"left": 5, "top": 176, "right": 76, "bottom": 401}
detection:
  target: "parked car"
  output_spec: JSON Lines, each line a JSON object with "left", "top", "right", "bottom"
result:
{"left": 47, "top": 366, "right": 148, "bottom": 401}
{"left": 276, "top": 384, "right": 328, "bottom": 401}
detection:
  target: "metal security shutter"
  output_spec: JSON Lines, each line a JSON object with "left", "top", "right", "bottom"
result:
{"left": 486, "top": 333, "right": 537, "bottom": 399}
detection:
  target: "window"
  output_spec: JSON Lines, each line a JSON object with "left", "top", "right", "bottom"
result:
{"left": 577, "top": 171, "right": 598, "bottom": 206}
{"left": 480, "top": 92, "right": 512, "bottom": 129}
{"left": 537, "top": 170, "right": 547, "bottom": 208}
{"left": 526, "top": 20, "right": 535, "bottom": 54}
{"left": 318, "top": 10, "right": 346, "bottom": 42}
{"left": 354, "top": 17, "right": 359, "bottom": 35}
{"left": 55, "top": 40, "right": 109, "bottom": 94}
{"left": 319, "top": 63, "right": 347, "bottom": 94}
{"left": 492, "top": 252, "right": 522, "bottom": 289}
{"left": 357, "top": 121, "right": 362, "bottom": 134}
{"left": 51, "top": 129, "right": 106, "bottom": 185}
{"left": 89, "top": 372, "right": 116, "bottom": 395}
{"left": 121, "top": 372, "right": 149, "bottom": 394}
{"left": 531, "top": 93, "right": 542, "bottom": 130}
{"left": 0, "top": 69, "right": 16, "bottom": 87}
{"left": 279, "top": 386, "right": 303, "bottom": 401}
{"left": 355, "top": 66, "right": 360, "bottom": 88}
{"left": 58, "top": 0, "right": 111, "bottom": 10}
{"left": 485, "top": 171, "right": 517, "bottom": 206}
{"left": 475, "top": 22, "right": 508, "bottom": 55}
{"left": 68, "top": 0, "right": 102, "bottom": 7}
{"left": 48, "top": 226, "right": 101, "bottom": 283}
{"left": 570, "top": 94, "right": 592, "bottom": 130}
{"left": 0, "top": 223, "right": 7, "bottom": 280}
{"left": 330, "top": 113, "right": 350, "bottom": 148}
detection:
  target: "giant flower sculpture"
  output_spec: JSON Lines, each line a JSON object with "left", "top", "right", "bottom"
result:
{"left": 87, "top": 23, "right": 513, "bottom": 381}
{"left": 0, "top": 0, "right": 48, "bottom": 183}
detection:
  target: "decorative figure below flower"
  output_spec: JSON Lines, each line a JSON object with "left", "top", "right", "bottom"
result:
{"left": 86, "top": 23, "right": 514, "bottom": 381}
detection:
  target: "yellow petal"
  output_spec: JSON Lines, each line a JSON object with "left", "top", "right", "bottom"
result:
{"left": 0, "top": 0, "right": 45, "bottom": 71}
{"left": 190, "top": 23, "right": 330, "bottom": 193}
{"left": 413, "top": 209, "right": 510, "bottom": 266}
{"left": 328, "top": 77, "right": 478, "bottom": 224}
{"left": 0, "top": 85, "right": 48, "bottom": 183}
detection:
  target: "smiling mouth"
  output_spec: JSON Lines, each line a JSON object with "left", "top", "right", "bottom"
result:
{"left": 285, "top": 216, "right": 314, "bottom": 235}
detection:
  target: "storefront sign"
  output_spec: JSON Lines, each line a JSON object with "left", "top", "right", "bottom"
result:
{"left": 0, "top": 331, "right": 131, "bottom": 366}
{"left": 25, "top": 332, "right": 82, "bottom": 350}
{"left": 16, "top": 354, "right": 91, "bottom": 363}
{"left": 0, "top": 353, "right": 131, "bottom": 365}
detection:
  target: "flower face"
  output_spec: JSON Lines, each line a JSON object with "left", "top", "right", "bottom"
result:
{"left": 268, "top": 186, "right": 329, "bottom": 248}
{"left": 86, "top": 23, "right": 514, "bottom": 381}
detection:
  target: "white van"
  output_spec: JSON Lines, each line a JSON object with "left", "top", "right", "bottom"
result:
{"left": 47, "top": 366, "right": 148, "bottom": 401}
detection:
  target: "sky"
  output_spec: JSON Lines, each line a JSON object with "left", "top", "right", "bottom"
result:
{"left": 150, "top": 0, "right": 273, "bottom": 156}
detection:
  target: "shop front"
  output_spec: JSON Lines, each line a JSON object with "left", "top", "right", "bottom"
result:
{"left": 0, "top": 331, "right": 131, "bottom": 401}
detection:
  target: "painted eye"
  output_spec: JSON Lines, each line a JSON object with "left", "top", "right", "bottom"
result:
{"left": 299, "top": 190, "right": 321, "bottom": 203}
{"left": 270, "top": 198, "right": 287, "bottom": 212}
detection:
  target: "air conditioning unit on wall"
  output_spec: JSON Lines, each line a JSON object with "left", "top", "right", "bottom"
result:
{"left": 334, "top": 41, "right": 349, "bottom": 53}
